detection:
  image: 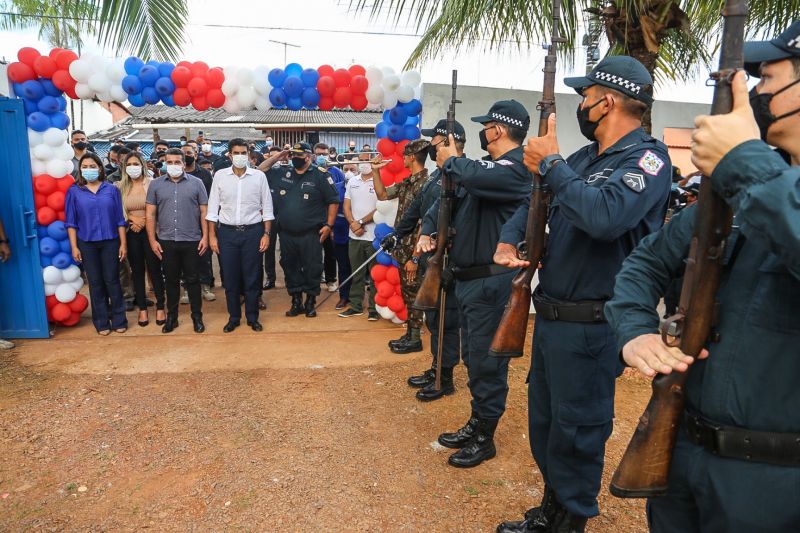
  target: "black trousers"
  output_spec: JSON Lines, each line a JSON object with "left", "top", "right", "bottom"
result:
{"left": 425, "top": 282, "right": 463, "bottom": 369}
{"left": 279, "top": 229, "right": 323, "bottom": 296}
{"left": 218, "top": 224, "right": 263, "bottom": 323}
{"left": 160, "top": 239, "right": 202, "bottom": 319}
{"left": 127, "top": 229, "right": 165, "bottom": 311}
{"left": 264, "top": 232, "right": 277, "bottom": 285}
{"left": 198, "top": 249, "right": 214, "bottom": 286}
{"left": 334, "top": 241, "right": 351, "bottom": 300}
{"left": 322, "top": 235, "right": 336, "bottom": 283}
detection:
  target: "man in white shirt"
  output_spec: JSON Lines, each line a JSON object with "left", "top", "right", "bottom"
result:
{"left": 207, "top": 138, "right": 274, "bottom": 332}
{"left": 339, "top": 154, "right": 379, "bottom": 320}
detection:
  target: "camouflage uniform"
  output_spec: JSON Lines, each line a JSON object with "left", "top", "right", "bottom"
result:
{"left": 385, "top": 168, "right": 428, "bottom": 329}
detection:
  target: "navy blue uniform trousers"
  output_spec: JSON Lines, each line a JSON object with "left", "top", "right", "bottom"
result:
{"left": 218, "top": 224, "right": 263, "bottom": 323}
{"left": 454, "top": 270, "right": 515, "bottom": 422}
{"left": 529, "top": 316, "right": 620, "bottom": 518}
{"left": 424, "top": 283, "right": 463, "bottom": 370}
{"left": 78, "top": 238, "right": 128, "bottom": 332}
{"left": 279, "top": 229, "right": 323, "bottom": 296}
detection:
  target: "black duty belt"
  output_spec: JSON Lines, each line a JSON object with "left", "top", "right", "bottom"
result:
{"left": 532, "top": 288, "right": 606, "bottom": 323}
{"left": 219, "top": 222, "right": 262, "bottom": 231}
{"left": 451, "top": 264, "right": 513, "bottom": 281}
{"left": 684, "top": 410, "right": 800, "bottom": 467}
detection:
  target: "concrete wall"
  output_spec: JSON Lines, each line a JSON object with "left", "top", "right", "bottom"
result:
{"left": 422, "top": 82, "right": 709, "bottom": 158}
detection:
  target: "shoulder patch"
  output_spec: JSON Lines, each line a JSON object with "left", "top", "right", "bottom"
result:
{"left": 622, "top": 172, "right": 646, "bottom": 193}
{"left": 638, "top": 150, "right": 665, "bottom": 176}
{"left": 478, "top": 160, "right": 496, "bottom": 169}
{"left": 494, "top": 159, "right": 514, "bottom": 166}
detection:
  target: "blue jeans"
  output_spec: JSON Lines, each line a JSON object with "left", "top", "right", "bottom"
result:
{"left": 78, "top": 238, "right": 128, "bottom": 332}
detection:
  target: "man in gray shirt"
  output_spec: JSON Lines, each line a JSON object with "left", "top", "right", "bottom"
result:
{"left": 146, "top": 148, "right": 209, "bottom": 334}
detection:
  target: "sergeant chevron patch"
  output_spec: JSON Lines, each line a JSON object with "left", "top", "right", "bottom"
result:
{"left": 623, "top": 172, "right": 646, "bottom": 192}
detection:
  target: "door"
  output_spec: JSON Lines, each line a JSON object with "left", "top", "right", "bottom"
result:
{"left": 0, "top": 97, "right": 50, "bottom": 338}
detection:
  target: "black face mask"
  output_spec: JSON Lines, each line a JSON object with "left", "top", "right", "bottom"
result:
{"left": 73, "top": 141, "right": 88, "bottom": 150}
{"left": 427, "top": 143, "right": 438, "bottom": 163}
{"left": 576, "top": 98, "right": 607, "bottom": 142}
{"left": 291, "top": 157, "right": 307, "bottom": 169}
{"left": 479, "top": 126, "right": 498, "bottom": 152}
{"left": 184, "top": 155, "right": 195, "bottom": 166}
{"left": 749, "top": 78, "right": 800, "bottom": 141}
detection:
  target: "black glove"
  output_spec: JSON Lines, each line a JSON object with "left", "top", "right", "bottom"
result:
{"left": 380, "top": 233, "right": 398, "bottom": 251}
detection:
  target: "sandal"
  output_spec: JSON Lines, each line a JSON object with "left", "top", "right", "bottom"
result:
{"left": 98, "top": 330, "right": 111, "bottom": 336}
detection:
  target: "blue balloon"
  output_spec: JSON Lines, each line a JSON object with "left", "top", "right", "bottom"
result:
{"left": 382, "top": 109, "right": 391, "bottom": 123}
{"left": 372, "top": 236, "right": 381, "bottom": 250}
{"left": 402, "top": 98, "right": 422, "bottom": 116}
{"left": 391, "top": 259, "right": 401, "bottom": 268}
{"left": 269, "top": 87, "right": 287, "bottom": 108}
{"left": 404, "top": 114, "right": 419, "bottom": 126}
{"left": 49, "top": 111, "right": 70, "bottom": 130}
{"left": 387, "top": 124, "right": 404, "bottom": 142}
{"left": 283, "top": 76, "right": 303, "bottom": 98}
{"left": 376, "top": 251, "right": 392, "bottom": 266}
{"left": 124, "top": 56, "right": 144, "bottom": 76}
{"left": 375, "top": 121, "right": 389, "bottom": 138}
{"left": 300, "top": 68, "right": 320, "bottom": 88}
{"left": 161, "top": 94, "right": 175, "bottom": 106}
{"left": 138, "top": 65, "right": 159, "bottom": 87}
{"left": 40, "top": 79, "right": 62, "bottom": 97}
{"left": 268, "top": 68, "right": 286, "bottom": 88}
{"left": 40, "top": 255, "right": 52, "bottom": 268}
{"left": 39, "top": 237, "right": 59, "bottom": 258}
{"left": 158, "top": 62, "right": 175, "bottom": 77}
{"left": 23, "top": 98, "right": 39, "bottom": 115}
{"left": 142, "top": 87, "right": 160, "bottom": 105}
{"left": 301, "top": 87, "right": 320, "bottom": 108}
{"left": 37, "top": 97, "right": 59, "bottom": 116}
{"left": 285, "top": 62, "right": 303, "bottom": 77}
{"left": 388, "top": 106, "right": 408, "bottom": 126}
{"left": 27, "top": 112, "right": 51, "bottom": 132}
{"left": 287, "top": 96, "right": 302, "bottom": 111}
{"left": 154, "top": 77, "right": 175, "bottom": 96}
{"left": 57, "top": 95, "right": 67, "bottom": 112}
{"left": 47, "top": 221, "right": 67, "bottom": 240}
{"left": 37, "top": 226, "right": 49, "bottom": 239}
{"left": 374, "top": 223, "right": 392, "bottom": 240}
{"left": 146, "top": 59, "right": 161, "bottom": 68}
{"left": 51, "top": 252, "right": 72, "bottom": 269}
{"left": 60, "top": 238, "right": 72, "bottom": 254}
{"left": 21, "top": 80, "right": 44, "bottom": 101}
{"left": 403, "top": 125, "right": 421, "bottom": 140}
{"left": 128, "top": 93, "right": 145, "bottom": 107}
{"left": 122, "top": 75, "right": 143, "bottom": 95}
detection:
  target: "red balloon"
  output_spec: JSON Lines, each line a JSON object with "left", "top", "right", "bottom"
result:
{"left": 171, "top": 66, "right": 193, "bottom": 88}
{"left": 350, "top": 94, "right": 368, "bottom": 111}
{"left": 317, "top": 76, "right": 335, "bottom": 97}
{"left": 173, "top": 87, "right": 191, "bottom": 107}
{"left": 388, "top": 155, "right": 405, "bottom": 174}
{"left": 34, "top": 192, "right": 47, "bottom": 209}
{"left": 318, "top": 64, "right": 335, "bottom": 78}
{"left": 7, "top": 62, "right": 35, "bottom": 83}
{"left": 51, "top": 303, "right": 71, "bottom": 322}
{"left": 206, "top": 88, "right": 225, "bottom": 108}
{"left": 33, "top": 56, "right": 58, "bottom": 78}
{"left": 64, "top": 86, "right": 78, "bottom": 100}
{"left": 377, "top": 281, "right": 395, "bottom": 299}
{"left": 333, "top": 87, "right": 352, "bottom": 108}
{"left": 348, "top": 65, "right": 366, "bottom": 77}
{"left": 52, "top": 70, "right": 74, "bottom": 91}
{"left": 56, "top": 177, "right": 74, "bottom": 193}
{"left": 60, "top": 312, "right": 81, "bottom": 327}
{"left": 380, "top": 167, "right": 396, "bottom": 187}
{"left": 318, "top": 97, "right": 334, "bottom": 111}
{"left": 68, "top": 293, "right": 89, "bottom": 313}
{"left": 396, "top": 307, "right": 408, "bottom": 321}
{"left": 371, "top": 264, "right": 389, "bottom": 283}
{"left": 377, "top": 138, "right": 396, "bottom": 157}
{"left": 386, "top": 266, "right": 401, "bottom": 285}
{"left": 395, "top": 140, "right": 409, "bottom": 156}
{"left": 17, "top": 47, "right": 41, "bottom": 66}
{"left": 191, "top": 61, "right": 209, "bottom": 76}
{"left": 34, "top": 174, "right": 57, "bottom": 195}
{"left": 192, "top": 95, "right": 209, "bottom": 111}
{"left": 48, "top": 47, "right": 64, "bottom": 59}
{"left": 375, "top": 294, "right": 388, "bottom": 307}
{"left": 350, "top": 75, "right": 368, "bottom": 95}
{"left": 57, "top": 211, "right": 66, "bottom": 222}
{"left": 332, "top": 69, "right": 351, "bottom": 88}
{"left": 176, "top": 60, "right": 192, "bottom": 69}
{"left": 54, "top": 49, "right": 78, "bottom": 70}
{"left": 46, "top": 191, "right": 65, "bottom": 211}
{"left": 395, "top": 167, "right": 412, "bottom": 181}
{"left": 206, "top": 67, "right": 224, "bottom": 89}
{"left": 45, "top": 294, "right": 58, "bottom": 309}
{"left": 37, "top": 207, "right": 57, "bottom": 226}
{"left": 387, "top": 294, "right": 405, "bottom": 313}
{"left": 187, "top": 77, "right": 208, "bottom": 97}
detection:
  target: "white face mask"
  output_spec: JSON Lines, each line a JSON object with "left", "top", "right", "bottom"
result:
{"left": 126, "top": 165, "right": 143, "bottom": 179}
{"left": 232, "top": 154, "right": 249, "bottom": 169}
{"left": 166, "top": 164, "right": 183, "bottom": 178}
{"left": 201, "top": 143, "right": 211, "bottom": 153}
{"left": 344, "top": 170, "right": 354, "bottom": 181}
{"left": 358, "top": 163, "right": 372, "bottom": 176}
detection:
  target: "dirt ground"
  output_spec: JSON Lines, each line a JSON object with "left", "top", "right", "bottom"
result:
{"left": 0, "top": 283, "right": 652, "bottom": 532}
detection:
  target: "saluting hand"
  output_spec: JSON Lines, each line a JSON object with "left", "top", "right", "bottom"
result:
{"left": 493, "top": 243, "right": 530, "bottom": 269}
{"left": 435, "top": 134, "right": 459, "bottom": 168}
{"left": 691, "top": 70, "right": 760, "bottom": 176}
{"left": 622, "top": 333, "right": 709, "bottom": 378}
{"left": 523, "top": 113, "right": 560, "bottom": 176}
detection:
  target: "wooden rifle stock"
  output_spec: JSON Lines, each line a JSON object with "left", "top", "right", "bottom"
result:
{"left": 488, "top": 0, "right": 563, "bottom": 357}
{"left": 610, "top": 0, "right": 745, "bottom": 498}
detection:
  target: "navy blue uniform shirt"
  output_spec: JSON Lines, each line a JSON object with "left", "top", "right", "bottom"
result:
{"left": 500, "top": 127, "right": 671, "bottom": 301}
{"left": 267, "top": 165, "right": 339, "bottom": 234}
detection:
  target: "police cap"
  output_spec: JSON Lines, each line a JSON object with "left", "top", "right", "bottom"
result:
{"left": 744, "top": 21, "right": 800, "bottom": 78}
{"left": 420, "top": 119, "right": 467, "bottom": 142}
{"left": 564, "top": 55, "right": 654, "bottom": 105}
{"left": 471, "top": 100, "right": 530, "bottom": 131}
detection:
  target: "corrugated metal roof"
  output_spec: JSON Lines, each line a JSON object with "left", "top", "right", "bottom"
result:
{"left": 127, "top": 105, "right": 381, "bottom": 125}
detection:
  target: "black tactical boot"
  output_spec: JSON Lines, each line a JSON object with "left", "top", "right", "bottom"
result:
{"left": 551, "top": 508, "right": 587, "bottom": 533}
{"left": 496, "top": 485, "right": 560, "bottom": 532}
{"left": 448, "top": 418, "right": 497, "bottom": 468}
{"left": 304, "top": 294, "right": 317, "bottom": 317}
{"left": 285, "top": 294, "right": 304, "bottom": 317}
{"left": 416, "top": 367, "right": 455, "bottom": 401}
{"left": 390, "top": 327, "right": 423, "bottom": 354}
{"left": 438, "top": 414, "right": 479, "bottom": 449}
{"left": 388, "top": 329, "right": 410, "bottom": 349}
{"left": 407, "top": 367, "right": 436, "bottom": 388}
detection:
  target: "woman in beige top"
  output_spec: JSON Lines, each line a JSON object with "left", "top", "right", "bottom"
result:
{"left": 118, "top": 152, "right": 166, "bottom": 326}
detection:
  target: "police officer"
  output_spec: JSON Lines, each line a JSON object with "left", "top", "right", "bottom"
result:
{"left": 387, "top": 119, "right": 467, "bottom": 401}
{"left": 494, "top": 56, "right": 671, "bottom": 532}
{"left": 267, "top": 142, "right": 339, "bottom": 317}
{"left": 606, "top": 23, "right": 800, "bottom": 532}
{"left": 417, "top": 101, "right": 532, "bottom": 467}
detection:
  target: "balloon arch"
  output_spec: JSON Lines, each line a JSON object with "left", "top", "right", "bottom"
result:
{"left": 7, "top": 46, "right": 421, "bottom": 328}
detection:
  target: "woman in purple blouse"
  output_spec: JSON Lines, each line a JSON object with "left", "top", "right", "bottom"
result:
{"left": 65, "top": 152, "right": 129, "bottom": 335}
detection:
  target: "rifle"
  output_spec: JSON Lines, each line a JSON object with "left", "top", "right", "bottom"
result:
{"left": 488, "top": 0, "right": 564, "bottom": 357}
{"left": 609, "top": 0, "right": 746, "bottom": 498}
{"left": 412, "top": 70, "right": 460, "bottom": 311}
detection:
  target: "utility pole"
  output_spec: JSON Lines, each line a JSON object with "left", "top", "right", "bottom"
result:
{"left": 268, "top": 39, "right": 301, "bottom": 65}
{"left": 582, "top": 3, "right": 603, "bottom": 74}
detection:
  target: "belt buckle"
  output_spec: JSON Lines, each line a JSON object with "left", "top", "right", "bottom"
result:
{"left": 236, "top": 225, "right": 246, "bottom": 232}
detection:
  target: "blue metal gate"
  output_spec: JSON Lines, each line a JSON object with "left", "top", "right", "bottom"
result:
{"left": 0, "top": 97, "right": 50, "bottom": 338}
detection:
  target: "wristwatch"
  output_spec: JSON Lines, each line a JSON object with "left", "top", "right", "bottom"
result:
{"left": 263, "top": 230, "right": 271, "bottom": 237}
{"left": 410, "top": 256, "right": 420, "bottom": 265}
{"left": 538, "top": 154, "right": 565, "bottom": 177}
{"left": 358, "top": 218, "right": 364, "bottom": 226}
{"left": 324, "top": 223, "right": 334, "bottom": 230}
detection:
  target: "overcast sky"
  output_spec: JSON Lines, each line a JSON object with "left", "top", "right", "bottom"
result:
{"left": 0, "top": 0, "right": 719, "bottom": 105}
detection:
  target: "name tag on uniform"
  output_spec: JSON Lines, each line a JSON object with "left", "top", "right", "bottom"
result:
{"left": 301, "top": 182, "right": 316, "bottom": 190}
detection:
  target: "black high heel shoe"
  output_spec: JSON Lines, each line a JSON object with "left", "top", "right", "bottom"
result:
{"left": 155, "top": 311, "right": 166, "bottom": 326}
{"left": 138, "top": 311, "right": 149, "bottom": 327}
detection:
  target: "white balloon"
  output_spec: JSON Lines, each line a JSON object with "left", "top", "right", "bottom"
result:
{"left": 222, "top": 99, "right": 241, "bottom": 113}
{"left": 365, "top": 85, "right": 384, "bottom": 105}
{"left": 253, "top": 66, "right": 270, "bottom": 94}
{"left": 107, "top": 59, "right": 127, "bottom": 82}
{"left": 97, "top": 91, "right": 113, "bottom": 103}
{"left": 376, "top": 305, "right": 395, "bottom": 320}
{"left": 396, "top": 84, "right": 414, "bottom": 103}
{"left": 236, "top": 85, "right": 257, "bottom": 109}
{"left": 110, "top": 85, "right": 128, "bottom": 102}
{"left": 381, "top": 66, "right": 396, "bottom": 78}
{"left": 28, "top": 129, "right": 44, "bottom": 147}
{"left": 61, "top": 264, "right": 81, "bottom": 283}
{"left": 56, "top": 143, "right": 75, "bottom": 160}
{"left": 401, "top": 70, "right": 422, "bottom": 88}
{"left": 55, "top": 283, "right": 77, "bottom": 303}
{"left": 44, "top": 283, "right": 57, "bottom": 296}
{"left": 365, "top": 66, "right": 383, "bottom": 84}
{"left": 32, "top": 143, "right": 53, "bottom": 161}
{"left": 89, "top": 55, "right": 107, "bottom": 73}
{"left": 382, "top": 74, "right": 401, "bottom": 92}
{"left": 43, "top": 128, "right": 67, "bottom": 147}
{"left": 391, "top": 316, "right": 405, "bottom": 324}
{"left": 68, "top": 59, "right": 91, "bottom": 82}
{"left": 74, "top": 83, "right": 93, "bottom": 100}
{"left": 221, "top": 79, "right": 239, "bottom": 96}
{"left": 376, "top": 198, "right": 399, "bottom": 224}
{"left": 69, "top": 277, "right": 84, "bottom": 291}
{"left": 382, "top": 91, "right": 398, "bottom": 110}
{"left": 255, "top": 96, "right": 270, "bottom": 112}
{"left": 31, "top": 159, "right": 46, "bottom": 176}
{"left": 88, "top": 73, "right": 111, "bottom": 94}
{"left": 46, "top": 158, "right": 68, "bottom": 178}
{"left": 42, "top": 266, "right": 63, "bottom": 285}
{"left": 236, "top": 68, "right": 254, "bottom": 86}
